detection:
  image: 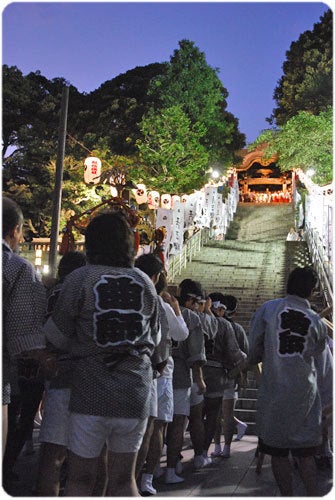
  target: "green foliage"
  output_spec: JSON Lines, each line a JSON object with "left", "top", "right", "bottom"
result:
{"left": 251, "top": 108, "right": 333, "bottom": 185}
{"left": 149, "top": 39, "right": 245, "bottom": 162}
{"left": 79, "top": 63, "right": 167, "bottom": 155}
{"left": 150, "top": 40, "right": 225, "bottom": 125}
{"left": 134, "top": 106, "right": 209, "bottom": 193}
{"left": 2, "top": 67, "right": 89, "bottom": 235}
{"left": 271, "top": 9, "right": 332, "bottom": 125}
{"left": 2, "top": 65, "right": 31, "bottom": 157}
{"left": 2, "top": 43, "right": 245, "bottom": 234}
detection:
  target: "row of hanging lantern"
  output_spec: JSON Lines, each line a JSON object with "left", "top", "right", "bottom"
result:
{"left": 132, "top": 185, "right": 191, "bottom": 210}
{"left": 84, "top": 156, "right": 236, "bottom": 210}
{"left": 84, "top": 156, "right": 192, "bottom": 209}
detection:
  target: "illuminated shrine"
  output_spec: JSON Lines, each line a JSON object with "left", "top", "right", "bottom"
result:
{"left": 235, "top": 144, "right": 292, "bottom": 200}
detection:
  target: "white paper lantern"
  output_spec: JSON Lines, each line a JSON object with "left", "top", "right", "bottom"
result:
{"left": 148, "top": 191, "right": 160, "bottom": 209}
{"left": 181, "top": 194, "right": 189, "bottom": 203}
{"left": 171, "top": 195, "right": 180, "bottom": 208}
{"left": 110, "top": 186, "right": 118, "bottom": 197}
{"left": 84, "top": 157, "right": 101, "bottom": 184}
{"left": 161, "top": 194, "right": 172, "bottom": 210}
{"left": 133, "top": 184, "right": 148, "bottom": 204}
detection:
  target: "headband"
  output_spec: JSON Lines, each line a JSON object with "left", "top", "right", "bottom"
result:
{"left": 212, "top": 301, "right": 227, "bottom": 309}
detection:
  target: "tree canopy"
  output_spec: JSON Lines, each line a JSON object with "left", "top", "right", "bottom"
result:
{"left": 79, "top": 63, "right": 167, "bottom": 155}
{"left": 148, "top": 39, "right": 245, "bottom": 163}
{"left": 270, "top": 9, "right": 332, "bottom": 125}
{"left": 134, "top": 105, "right": 209, "bottom": 193}
{"left": 253, "top": 8, "right": 333, "bottom": 187}
{"left": 3, "top": 39, "right": 245, "bottom": 235}
{"left": 251, "top": 107, "right": 333, "bottom": 185}
{"left": 2, "top": 65, "right": 88, "bottom": 235}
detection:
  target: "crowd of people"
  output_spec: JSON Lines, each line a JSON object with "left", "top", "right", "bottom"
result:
{"left": 3, "top": 196, "right": 333, "bottom": 496}
{"left": 240, "top": 190, "right": 292, "bottom": 204}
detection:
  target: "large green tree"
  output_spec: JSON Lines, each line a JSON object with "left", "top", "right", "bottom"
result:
{"left": 79, "top": 63, "right": 167, "bottom": 155}
{"left": 148, "top": 39, "right": 245, "bottom": 162}
{"left": 134, "top": 105, "right": 209, "bottom": 193}
{"left": 270, "top": 9, "right": 332, "bottom": 125}
{"left": 251, "top": 107, "right": 333, "bottom": 185}
{"left": 2, "top": 66, "right": 91, "bottom": 235}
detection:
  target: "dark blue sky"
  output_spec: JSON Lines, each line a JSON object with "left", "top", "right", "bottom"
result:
{"left": 2, "top": 1, "right": 329, "bottom": 144}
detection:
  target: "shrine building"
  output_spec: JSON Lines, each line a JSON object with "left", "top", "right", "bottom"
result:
{"left": 234, "top": 144, "right": 292, "bottom": 202}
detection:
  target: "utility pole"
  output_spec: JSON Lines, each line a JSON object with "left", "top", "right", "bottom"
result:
{"left": 49, "top": 86, "right": 69, "bottom": 277}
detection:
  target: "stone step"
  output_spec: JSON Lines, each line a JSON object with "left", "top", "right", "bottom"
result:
{"left": 243, "top": 378, "right": 258, "bottom": 389}
{"left": 236, "top": 398, "right": 258, "bottom": 411}
{"left": 234, "top": 408, "right": 258, "bottom": 424}
{"left": 239, "top": 388, "right": 259, "bottom": 399}
{"left": 169, "top": 204, "right": 321, "bottom": 434}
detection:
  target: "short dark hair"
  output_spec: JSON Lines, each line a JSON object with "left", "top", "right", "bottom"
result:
{"left": 135, "top": 253, "right": 163, "bottom": 279}
{"left": 58, "top": 251, "right": 87, "bottom": 282}
{"left": 179, "top": 279, "right": 203, "bottom": 305}
{"left": 208, "top": 292, "right": 226, "bottom": 317}
{"left": 2, "top": 197, "right": 24, "bottom": 238}
{"left": 85, "top": 211, "right": 135, "bottom": 267}
{"left": 221, "top": 295, "right": 238, "bottom": 315}
{"left": 208, "top": 292, "right": 225, "bottom": 304}
{"left": 286, "top": 266, "right": 318, "bottom": 298}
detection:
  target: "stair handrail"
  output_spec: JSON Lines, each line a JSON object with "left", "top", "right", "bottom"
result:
{"left": 166, "top": 179, "right": 239, "bottom": 283}
{"left": 166, "top": 228, "right": 209, "bottom": 282}
{"left": 304, "top": 226, "right": 333, "bottom": 312}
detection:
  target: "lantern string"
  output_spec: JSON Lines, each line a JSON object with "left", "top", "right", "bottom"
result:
{"left": 67, "top": 133, "right": 119, "bottom": 170}
{"left": 67, "top": 133, "right": 92, "bottom": 154}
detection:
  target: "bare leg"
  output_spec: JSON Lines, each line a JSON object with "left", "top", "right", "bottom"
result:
{"left": 295, "top": 456, "right": 318, "bottom": 496}
{"left": 92, "top": 444, "right": 108, "bottom": 496}
{"left": 64, "top": 450, "right": 99, "bottom": 496}
{"left": 107, "top": 450, "right": 139, "bottom": 496}
{"left": 222, "top": 398, "right": 235, "bottom": 446}
{"left": 203, "top": 397, "right": 222, "bottom": 451}
{"left": 145, "top": 420, "right": 166, "bottom": 474}
{"left": 271, "top": 456, "right": 293, "bottom": 496}
{"left": 166, "top": 414, "right": 185, "bottom": 468}
{"left": 36, "top": 442, "right": 67, "bottom": 496}
{"left": 213, "top": 404, "right": 223, "bottom": 446}
{"left": 135, "top": 416, "right": 155, "bottom": 479}
{"left": 189, "top": 402, "right": 205, "bottom": 456}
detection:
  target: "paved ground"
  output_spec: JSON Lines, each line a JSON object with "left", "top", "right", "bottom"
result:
{"left": 4, "top": 427, "right": 332, "bottom": 497}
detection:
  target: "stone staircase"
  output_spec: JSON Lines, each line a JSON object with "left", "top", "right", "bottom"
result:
{"left": 170, "top": 203, "right": 325, "bottom": 435}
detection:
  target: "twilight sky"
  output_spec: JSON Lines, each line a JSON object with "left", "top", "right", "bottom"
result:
{"left": 2, "top": 1, "right": 329, "bottom": 144}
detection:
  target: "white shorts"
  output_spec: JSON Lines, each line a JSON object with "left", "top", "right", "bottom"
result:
{"left": 222, "top": 379, "right": 238, "bottom": 400}
{"left": 39, "top": 388, "right": 71, "bottom": 446}
{"left": 149, "top": 379, "right": 158, "bottom": 418}
{"left": 173, "top": 387, "right": 191, "bottom": 416}
{"left": 157, "top": 377, "right": 173, "bottom": 422}
{"left": 68, "top": 413, "right": 148, "bottom": 458}
{"left": 190, "top": 382, "right": 204, "bottom": 407}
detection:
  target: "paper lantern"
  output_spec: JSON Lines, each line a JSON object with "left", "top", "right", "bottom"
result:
{"left": 181, "top": 194, "right": 189, "bottom": 203}
{"left": 161, "top": 194, "right": 171, "bottom": 210}
{"left": 148, "top": 191, "right": 160, "bottom": 209}
{"left": 84, "top": 157, "right": 101, "bottom": 184}
{"left": 133, "top": 184, "right": 148, "bottom": 204}
{"left": 110, "top": 186, "right": 118, "bottom": 197}
{"left": 171, "top": 195, "right": 180, "bottom": 208}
